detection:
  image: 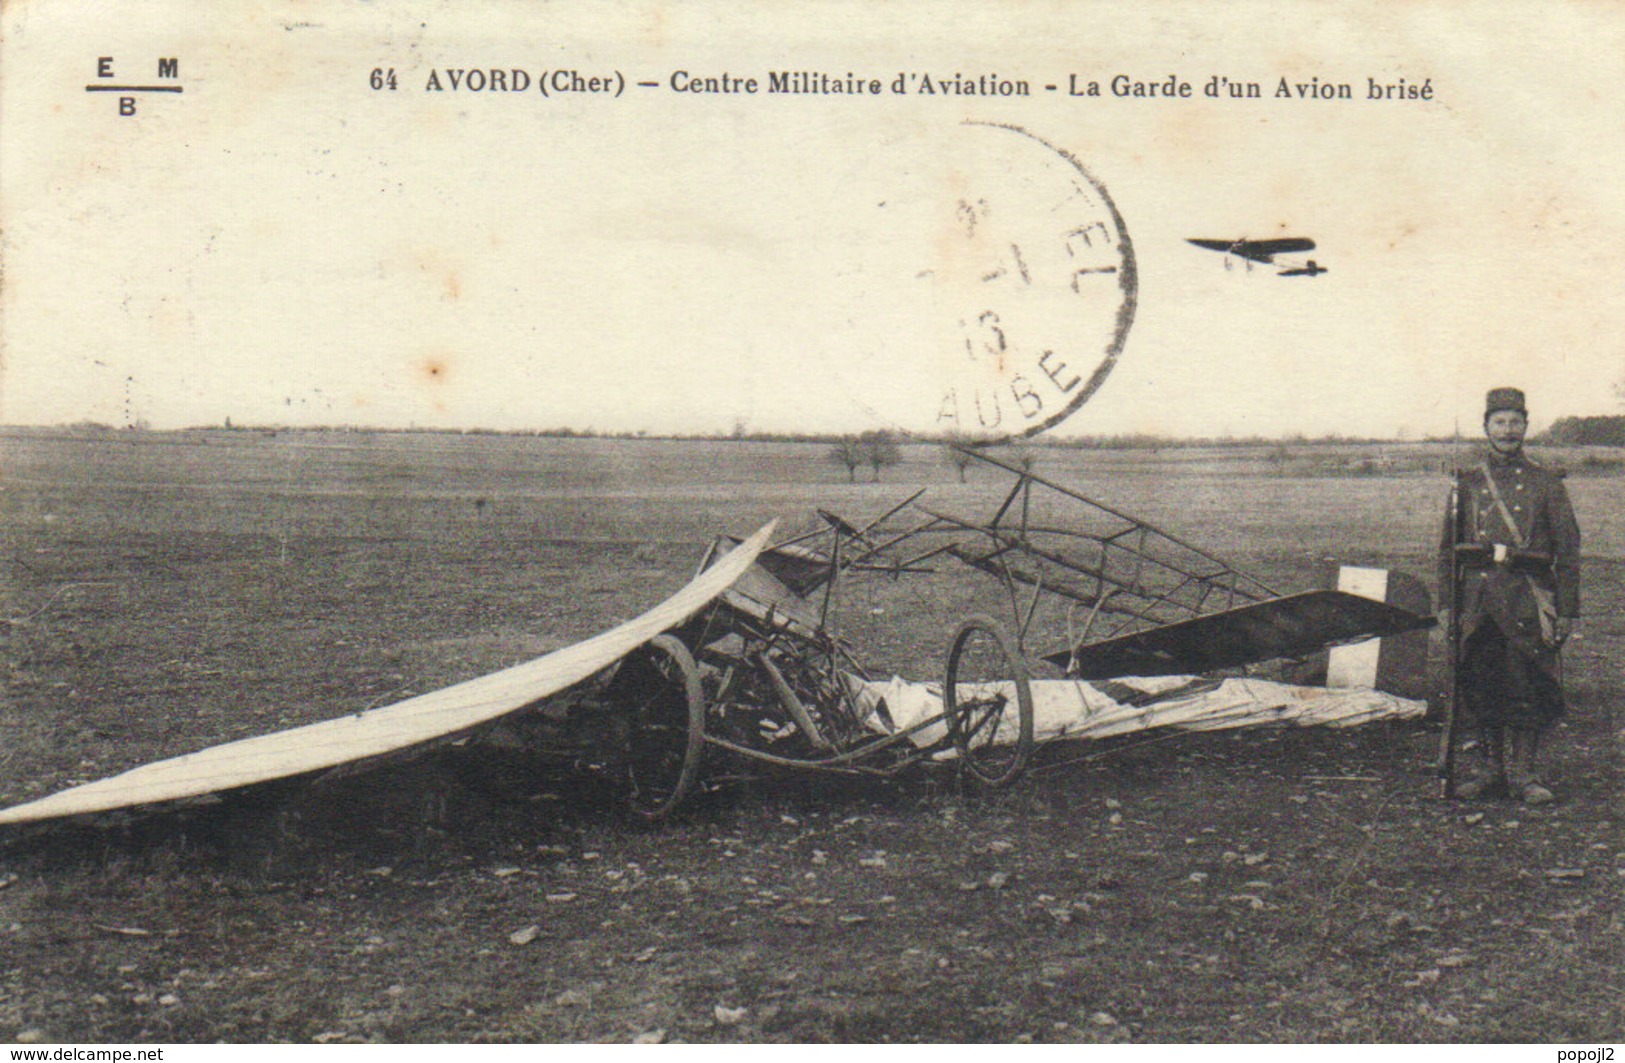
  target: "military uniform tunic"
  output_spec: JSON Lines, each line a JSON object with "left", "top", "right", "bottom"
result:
{"left": 1438, "top": 450, "right": 1581, "bottom": 729}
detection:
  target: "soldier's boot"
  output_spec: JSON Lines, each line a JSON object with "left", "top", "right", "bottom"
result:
{"left": 1455, "top": 728, "right": 1508, "bottom": 800}
{"left": 1508, "top": 729, "right": 1555, "bottom": 806}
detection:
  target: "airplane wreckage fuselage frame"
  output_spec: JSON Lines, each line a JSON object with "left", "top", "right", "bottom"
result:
{"left": 0, "top": 448, "right": 1435, "bottom": 828}
{"left": 591, "top": 448, "right": 1430, "bottom": 819}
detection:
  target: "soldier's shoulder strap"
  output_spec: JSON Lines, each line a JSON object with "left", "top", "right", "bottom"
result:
{"left": 1478, "top": 461, "right": 1529, "bottom": 549}
{"left": 1522, "top": 455, "right": 1573, "bottom": 483}
{"left": 1534, "top": 457, "right": 1571, "bottom": 481}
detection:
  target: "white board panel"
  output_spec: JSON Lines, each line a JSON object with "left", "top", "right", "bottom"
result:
{"left": 1326, "top": 566, "right": 1389, "bottom": 689}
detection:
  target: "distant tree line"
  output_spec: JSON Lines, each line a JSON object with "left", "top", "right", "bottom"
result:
{"left": 1542, "top": 415, "right": 1625, "bottom": 447}
{"left": 47, "top": 419, "right": 1625, "bottom": 448}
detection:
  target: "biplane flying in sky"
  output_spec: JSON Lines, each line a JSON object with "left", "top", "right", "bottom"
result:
{"left": 0, "top": 451, "right": 1430, "bottom": 829}
{"left": 1188, "top": 237, "right": 1326, "bottom": 276}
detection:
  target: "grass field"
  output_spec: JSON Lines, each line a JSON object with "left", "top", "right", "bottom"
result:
{"left": 0, "top": 428, "right": 1620, "bottom": 1043}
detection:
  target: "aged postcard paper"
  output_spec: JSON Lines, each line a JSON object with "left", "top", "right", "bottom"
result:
{"left": 0, "top": 0, "right": 1620, "bottom": 1046}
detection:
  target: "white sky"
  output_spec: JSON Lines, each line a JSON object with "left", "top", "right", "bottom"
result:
{"left": 2, "top": 1, "right": 1623, "bottom": 439}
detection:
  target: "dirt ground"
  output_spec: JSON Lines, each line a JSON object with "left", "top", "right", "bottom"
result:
{"left": 0, "top": 429, "right": 1619, "bottom": 1043}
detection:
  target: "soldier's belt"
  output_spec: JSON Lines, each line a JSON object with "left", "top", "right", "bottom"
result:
{"left": 1454, "top": 543, "right": 1554, "bottom": 571}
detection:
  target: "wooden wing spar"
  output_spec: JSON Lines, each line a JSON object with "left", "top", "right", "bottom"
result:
{"left": 0, "top": 522, "right": 777, "bottom": 827}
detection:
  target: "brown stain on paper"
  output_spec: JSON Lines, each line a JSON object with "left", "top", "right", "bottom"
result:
{"left": 403, "top": 246, "right": 465, "bottom": 302}
{"left": 418, "top": 355, "right": 451, "bottom": 385}
{"left": 411, "top": 352, "right": 456, "bottom": 416}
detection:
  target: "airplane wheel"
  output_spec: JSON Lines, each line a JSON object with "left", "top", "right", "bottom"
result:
{"left": 620, "top": 634, "right": 706, "bottom": 821}
{"left": 943, "top": 616, "right": 1034, "bottom": 788}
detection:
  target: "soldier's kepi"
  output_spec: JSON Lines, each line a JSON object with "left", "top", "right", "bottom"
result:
{"left": 1439, "top": 387, "right": 1582, "bottom": 804}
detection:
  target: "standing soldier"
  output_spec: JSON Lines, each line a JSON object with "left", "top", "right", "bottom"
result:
{"left": 1441, "top": 387, "right": 1582, "bottom": 804}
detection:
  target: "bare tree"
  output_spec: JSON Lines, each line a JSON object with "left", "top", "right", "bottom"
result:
{"left": 827, "top": 436, "right": 863, "bottom": 482}
{"left": 1001, "top": 443, "right": 1041, "bottom": 475}
{"left": 859, "top": 429, "right": 902, "bottom": 482}
{"left": 939, "top": 432, "right": 976, "bottom": 482}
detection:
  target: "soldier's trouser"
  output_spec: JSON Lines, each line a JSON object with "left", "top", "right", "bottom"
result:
{"left": 1480, "top": 728, "right": 1506, "bottom": 775}
{"left": 1456, "top": 728, "right": 1507, "bottom": 798}
{"left": 1507, "top": 727, "right": 1544, "bottom": 789}
{"left": 1460, "top": 625, "right": 1565, "bottom": 729}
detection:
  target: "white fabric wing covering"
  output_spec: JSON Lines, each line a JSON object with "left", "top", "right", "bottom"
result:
{"left": 0, "top": 523, "right": 777, "bottom": 826}
{"left": 845, "top": 674, "right": 1426, "bottom": 750}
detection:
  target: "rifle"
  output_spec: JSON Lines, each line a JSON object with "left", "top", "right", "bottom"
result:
{"left": 1436, "top": 469, "right": 1466, "bottom": 798}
